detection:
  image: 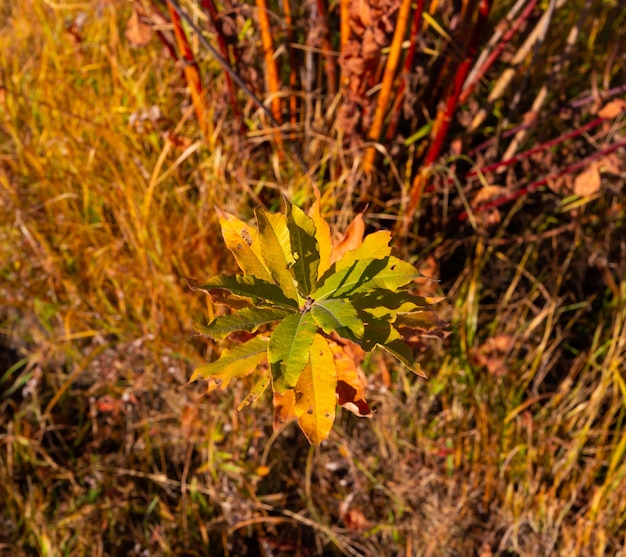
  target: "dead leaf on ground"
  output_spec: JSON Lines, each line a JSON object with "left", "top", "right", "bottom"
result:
{"left": 125, "top": 5, "right": 153, "bottom": 47}
{"left": 472, "top": 185, "right": 507, "bottom": 207}
{"left": 571, "top": 155, "right": 621, "bottom": 197}
{"left": 339, "top": 495, "right": 371, "bottom": 531}
{"left": 472, "top": 334, "right": 515, "bottom": 377}
{"left": 574, "top": 163, "right": 601, "bottom": 197}
{"left": 598, "top": 99, "right": 626, "bottom": 119}
{"left": 546, "top": 174, "right": 574, "bottom": 195}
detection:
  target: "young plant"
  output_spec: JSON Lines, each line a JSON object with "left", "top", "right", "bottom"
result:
{"left": 188, "top": 191, "right": 442, "bottom": 444}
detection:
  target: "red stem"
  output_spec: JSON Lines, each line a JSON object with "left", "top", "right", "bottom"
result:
{"left": 456, "top": 139, "right": 626, "bottom": 221}
{"left": 466, "top": 117, "right": 605, "bottom": 179}
{"left": 407, "top": 0, "right": 493, "bottom": 219}
{"left": 459, "top": 0, "right": 539, "bottom": 105}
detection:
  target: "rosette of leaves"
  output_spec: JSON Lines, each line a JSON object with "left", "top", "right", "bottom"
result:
{"left": 188, "top": 192, "right": 443, "bottom": 444}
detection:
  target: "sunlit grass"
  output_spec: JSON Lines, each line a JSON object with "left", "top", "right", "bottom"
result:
{"left": 1, "top": 0, "right": 625, "bottom": 555}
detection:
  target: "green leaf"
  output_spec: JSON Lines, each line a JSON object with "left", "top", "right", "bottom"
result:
{"left": 360, "top": 315, "right": 426, "bottom": 378}
{"left": 285, "top": 198, "right": 319, "bottom": 296}
{"left": 294, "top": 334, "right": 338, "bottom": 445}
{"left": 393, "top": 311, "right": 446, "bottom": 332}
{"left": 196, "top": 307, "right": 293, "bottom": 339}
{"left": 313, "top": 256, "right": 419, "bottom": 301}
{"left": 310, "top": 298, "right": 364, "bottom": 339}
{"left": 215, "top": 207, "right": 273, "bottom": 282}
{"left": 269, "top": 312, "right": 318, "bottom": 393}
{"left": 190, "top": 335, "right": 268, "bottom": 383}
{"left": 351, "top": 289, "right": 439, "bottom": 319}
{"left": 188, "top": 275, "right": 299, "bottom": 310}
{"left": 255, "top": 208, "right": 299, "bottom": 302}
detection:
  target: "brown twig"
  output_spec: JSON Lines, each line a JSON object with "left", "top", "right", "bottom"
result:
{"left": 459, "top": 0, "right": 539, "bottom": 105}
{"left": 339, "top": 0, "right": 350, "bottom": 85}
{"left": 164, "top": 0, "right": 306, "bottom": 170}
{"left": 200, "top": 0, "right": 242, "bottom": 127}
{"left": 315, "top": 0, "right": 338, "bottom": 95}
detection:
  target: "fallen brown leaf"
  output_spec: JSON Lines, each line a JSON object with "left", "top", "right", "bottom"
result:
{"left": 598, "top": 99, "right": 626, "bottom": 119}
{"left": 125, "top": 6, "right": 153, "bottom": 47}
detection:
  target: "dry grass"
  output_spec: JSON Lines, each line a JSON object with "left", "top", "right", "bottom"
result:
{"left": 1, "top": 1, "right": 626, "bottom": 556}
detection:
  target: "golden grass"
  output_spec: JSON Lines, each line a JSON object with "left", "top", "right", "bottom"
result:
{"left": 1, "top": 1, "right": 625, "bottom": 556}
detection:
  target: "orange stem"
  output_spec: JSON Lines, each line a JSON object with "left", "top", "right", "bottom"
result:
{"left": 363, "top": 0, "right": 413, "bottom": 173}
{"left": 256, "top": 0, "right": 282, "bottom": 125}
{"left": 339, "top": 0, "right": 350, "bottom": 85}
{"left": 166, "top": 1, "right": 206, "bottom": 136}
{"left": 283, "top": 0, "right": 298, "bottom": 137}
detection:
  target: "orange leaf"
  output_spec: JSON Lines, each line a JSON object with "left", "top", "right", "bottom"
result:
{"left": 272, "top": 389, "right": 297, "bottom": 432}
{"left": 331, "top": 213, "right": 365, "bottom": 264}
{"left": 308, "top": 185, "right": 332, "bottom": 279}
{"left": 598, "top": 99, "right": 626, "bottom": 119}
{"left": 331, "top": 342, "right": 372, "bottom": 418}
{"left": 573, "top": 162, "right": 602, "bottom": 197}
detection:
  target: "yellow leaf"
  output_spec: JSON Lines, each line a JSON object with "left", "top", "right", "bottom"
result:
{"left": 308, "top": 185, "right": 332, "bottom": 280}
{"left": 255, "top": 209, "right": 299, "bottom": 302}
{"left": 333, "top": 230, "right": 392, "bottom": 273}
{"left": 294, "top": 335, "right": 338, "bottom": 444}
{"left": 215, "top": 207, "right": 273, "bottom": 282}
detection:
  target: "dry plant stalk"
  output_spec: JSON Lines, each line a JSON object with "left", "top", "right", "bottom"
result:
{"left": 363, "top": 0, "right": 413, "bottom": 173}
{"left": 402, "top": 0, "right": 493, "bottom": 232}
{"left": 166, "top": 1, "right": 206, "bottom": 137}
{"left": 339, "top": 0, "right": 351, "bottom": 85}
{"left": 314, "top": 0, "right": 338, "bottom": 95}
{"left": 256, "top": 0, "right": 283, "bottom": 126}
{"left": 200, "top": 0, "right": 241, "bottom": 123}
{"left": 282, "top": 0, "right": 299, "bottom": 134}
